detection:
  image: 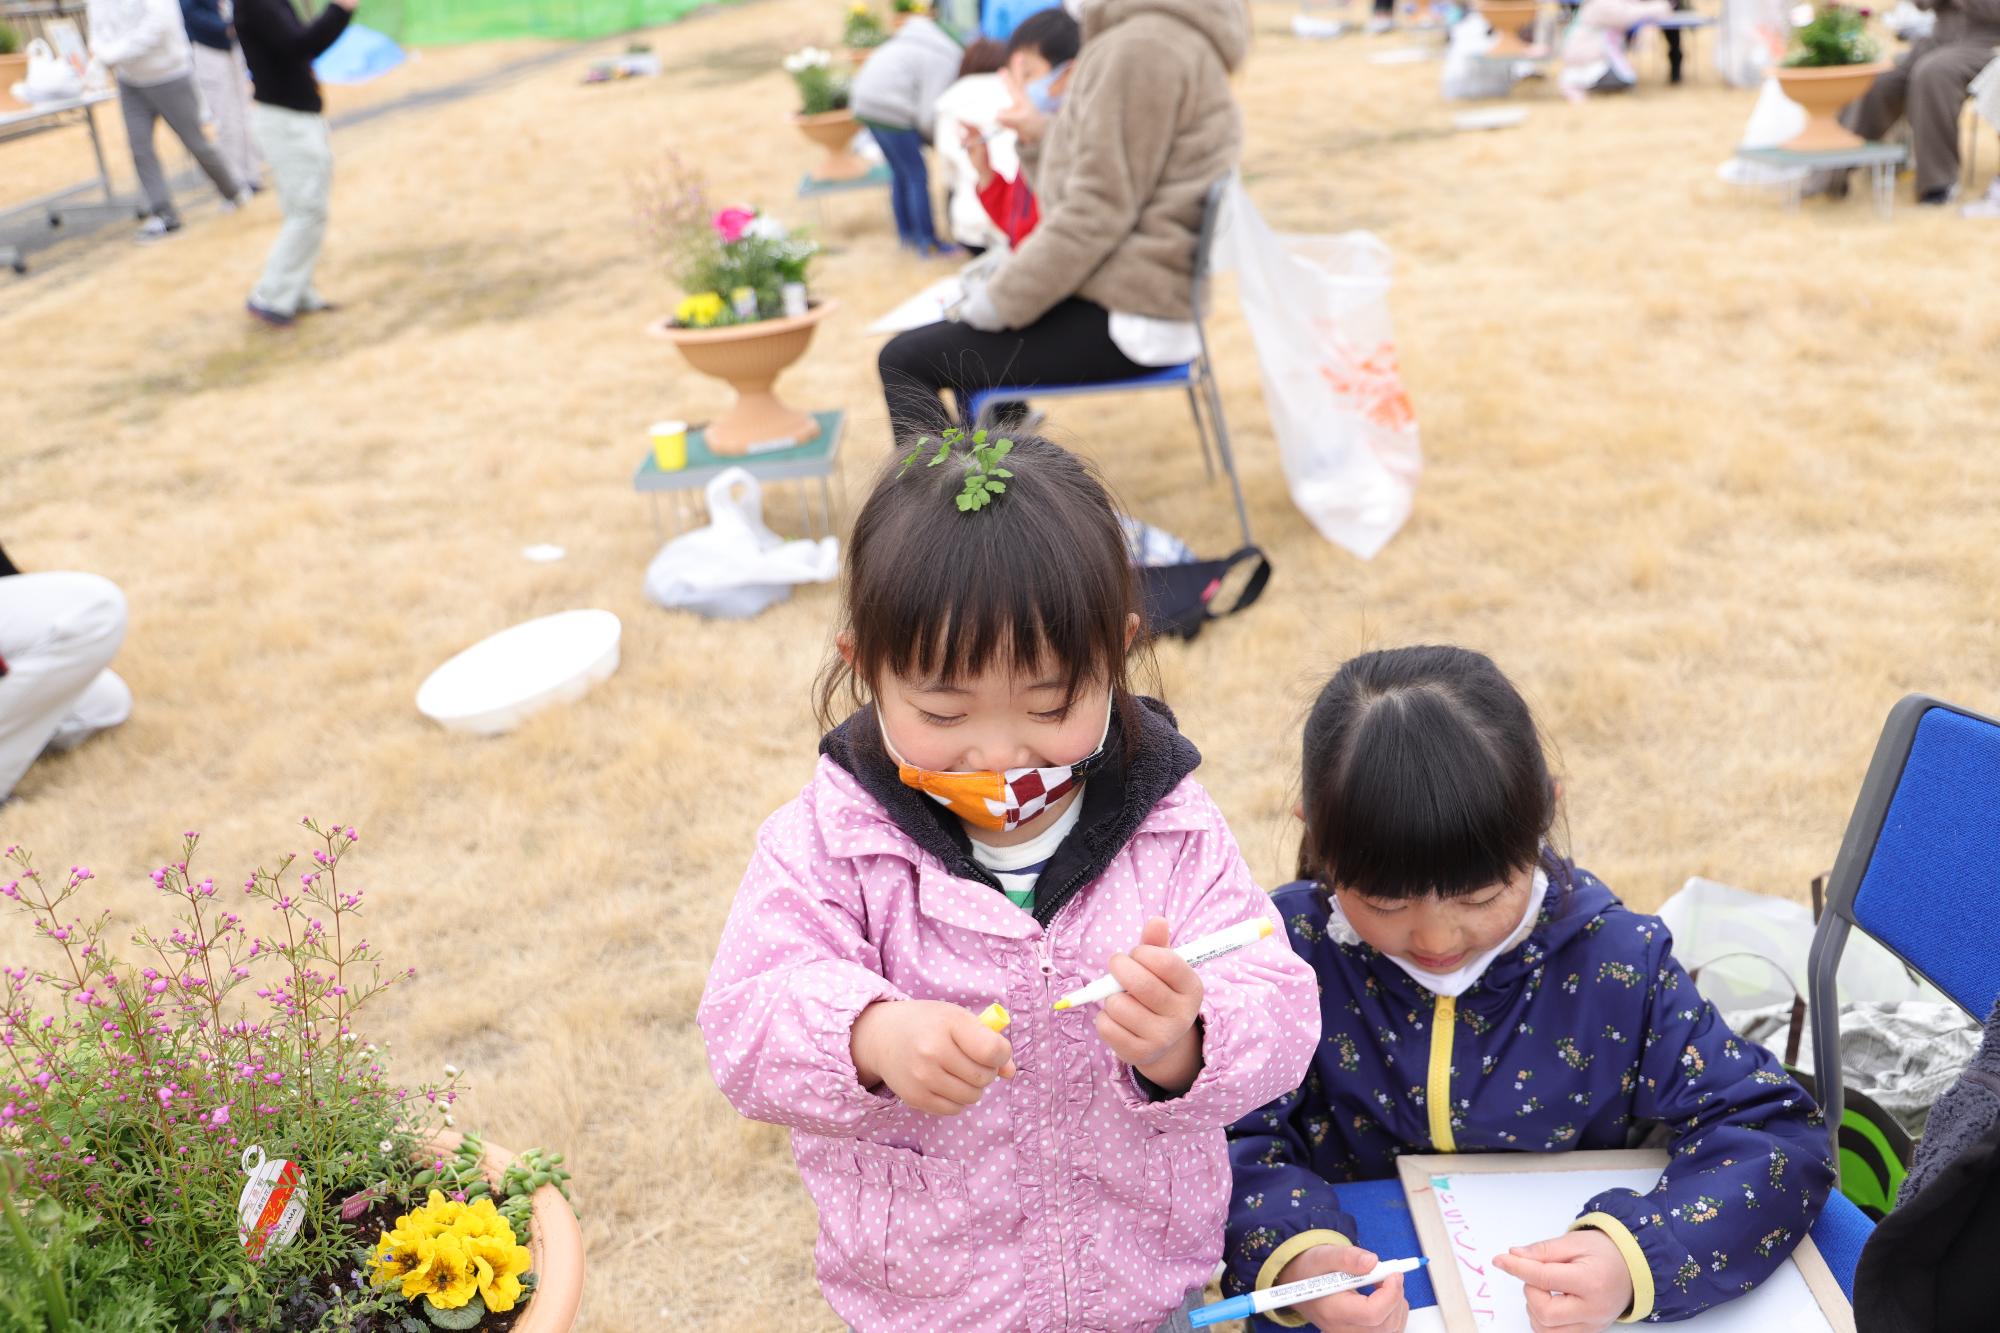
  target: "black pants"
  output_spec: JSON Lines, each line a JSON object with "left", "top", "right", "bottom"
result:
{"left": 878, "top": 297, "right": 1147, "bottom": 445}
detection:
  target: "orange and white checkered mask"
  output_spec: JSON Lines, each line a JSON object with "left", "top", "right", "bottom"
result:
{"left": 879, "top": 701, "right": 1112, "bottom": 834}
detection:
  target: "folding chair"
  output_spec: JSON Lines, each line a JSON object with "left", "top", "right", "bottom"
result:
{"left": 1807, "top": 694, "right": 2000, "bottom": 1162}
{"left": 965, "top": 178, "right": 1254, "bottom": 547}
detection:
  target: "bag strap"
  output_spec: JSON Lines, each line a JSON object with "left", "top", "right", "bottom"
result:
{"left": 1202, "top": 547, "right": 1272, "bottom": 622}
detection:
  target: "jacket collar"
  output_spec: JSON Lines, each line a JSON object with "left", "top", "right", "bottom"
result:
{"left": 819, "top": 695, "right": 1201, "bottom": 927}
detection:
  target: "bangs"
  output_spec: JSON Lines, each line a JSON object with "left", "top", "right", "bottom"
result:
{"left": 820, "top": 434, "right": 1141, "bottom": 725}
{"left": 1306, "top": 683, "right": 1549, "bottom": 900}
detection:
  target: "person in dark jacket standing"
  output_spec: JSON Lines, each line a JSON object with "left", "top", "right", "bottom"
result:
{"left": 180, "top": 0, "right": 261, "bottom": 195}
{"left": 1225, "top": 647, "right": 1834, "bottom": 1332}
{"left": 233, "top": 0, "right": 355, "bottom": 326}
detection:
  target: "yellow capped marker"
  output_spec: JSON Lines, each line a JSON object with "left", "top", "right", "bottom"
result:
{"left": 977, "top": 1002, "right": 1011, "bottom": 1032}
{"left": 1052, "top": 918, "right": 1277, "bottom": 1010}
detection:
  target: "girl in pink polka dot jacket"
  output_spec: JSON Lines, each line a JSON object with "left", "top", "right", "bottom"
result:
{"left": 698, "top": 434, "right": 1322, "bottom": 1332}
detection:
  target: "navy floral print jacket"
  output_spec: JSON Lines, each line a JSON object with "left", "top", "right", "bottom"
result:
{"left": 1224, "top": 860, "right": 1834, "bottom": 1325}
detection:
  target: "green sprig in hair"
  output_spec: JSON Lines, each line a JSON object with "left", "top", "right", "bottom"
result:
{"left": 898, "top": 426, "right": 1015, "bottom": 512}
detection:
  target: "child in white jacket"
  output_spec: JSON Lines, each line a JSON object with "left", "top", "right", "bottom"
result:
{"left": 86, "top": 0, "right": 246, "bottom": 239}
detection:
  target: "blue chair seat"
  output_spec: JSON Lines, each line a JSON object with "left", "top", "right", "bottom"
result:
{"left": 965, "top": 364, "right": 1192, "bottom": 419}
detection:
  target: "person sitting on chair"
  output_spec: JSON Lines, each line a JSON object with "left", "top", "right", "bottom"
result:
{"left": 876, "top": 0, "right": 1248, "bottom": 444}
{"left": 1830, "top": 0, "right": 2000, "bottom": 204}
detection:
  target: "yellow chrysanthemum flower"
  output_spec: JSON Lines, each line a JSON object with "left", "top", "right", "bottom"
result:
{"left": 676, "top": 291, "right": 726, "bottom": 327}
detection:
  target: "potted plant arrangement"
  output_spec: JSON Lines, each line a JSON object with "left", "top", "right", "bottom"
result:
{"left": 0, "top": 22, "right": 28, "bottom": 112}
{"left": 784, "top": 45, "right": 868, "bottom": 182}
{"left": 1775, "top": 6, "right": 1887, "bottom": 151}
{"left": 639, "top": 155, "right": 833, "bottom": 454}
{"left": 842, "top": 1, "right": 888, "bottom": 61}
{"left": 891, "top": 0, "right": 929, "bottom": 29}
{"left": 0, "top": 822, "right": 584, "bottom": 1332}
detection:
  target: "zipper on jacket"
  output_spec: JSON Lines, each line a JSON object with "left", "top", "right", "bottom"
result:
{"left": 1036, "top": 928, "right": 1073, "bottom": 1322}
{"left": 1427, "top": 995, "right": 1457, "bottom": 1152}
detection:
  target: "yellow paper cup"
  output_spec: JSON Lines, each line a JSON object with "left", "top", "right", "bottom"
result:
{"left": 649, "top": 420, "right": 689, "bottom": 471}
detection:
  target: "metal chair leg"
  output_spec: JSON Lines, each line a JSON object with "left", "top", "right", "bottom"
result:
{"left": 1186, "top": 375, "right": 1216, "bottom": 480}
{"left": 1202, "top": 372, "right": 1254, "bottom": 547}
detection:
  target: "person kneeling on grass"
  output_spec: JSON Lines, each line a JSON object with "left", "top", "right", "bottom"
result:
{"left": 234, "top": 0, "right": 357, "bottom": 326}
{"left": 1225, "top": 646, "right": 1834, "bottom": 1333}
{"left": 0, "top": 543, "right": 132, "bottom": 805}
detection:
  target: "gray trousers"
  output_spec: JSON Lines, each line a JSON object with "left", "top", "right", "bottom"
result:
{"left": 1843, "top": 39, "right": 1995, "bottom": 198}
{"left": 118, "top": 73, "right": 240, "bottom": 223}
{"left": 249, "top": 102, "right": 334, "bottom": 316}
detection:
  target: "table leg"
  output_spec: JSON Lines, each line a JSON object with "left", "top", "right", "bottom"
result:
{"left": 819, "top": 476, "right": 835, "bottom": 535}
{"left": 649, "top": 494, "right": 663, "bottom": 542}
{"left": 82, "top": 102, "right": 118, "bottom": 208}
{"left": 1874, "top": 162, "right": 1895, "bottom": 218}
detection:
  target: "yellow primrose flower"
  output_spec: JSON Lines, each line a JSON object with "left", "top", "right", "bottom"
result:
{"left": 676, "top": 291, "right": 726, "bottom": 327}
{"left": 421, "top": 1232, "right": 482, "bottom": 1310}
{"left": 466, "top": 1227, "right": 535, "bottom": 1312}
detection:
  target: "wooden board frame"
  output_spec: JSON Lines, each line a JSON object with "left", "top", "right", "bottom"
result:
{"left": 1395, "top": 1150, "right": 1855, "bottom": 1333}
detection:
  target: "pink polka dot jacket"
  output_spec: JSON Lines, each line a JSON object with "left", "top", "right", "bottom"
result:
{"left": 698, "top": 699, "right": 1322, "bottom": 1331}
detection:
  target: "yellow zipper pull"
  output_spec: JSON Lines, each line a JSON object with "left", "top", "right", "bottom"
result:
{"left": 1427, "top": 994, "right": 1457, "bottom": 1152}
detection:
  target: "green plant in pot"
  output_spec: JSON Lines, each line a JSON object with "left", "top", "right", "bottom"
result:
{"left": 1774, "top": 6, "right": 1889, "bottom": 152}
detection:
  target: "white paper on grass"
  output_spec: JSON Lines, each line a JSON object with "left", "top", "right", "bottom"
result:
{"left": 1210, "top": 179, "right": 1421, "bottom": 559}
{"left": 1429, "top": 1166, "right": 1835, "bottom": 1333}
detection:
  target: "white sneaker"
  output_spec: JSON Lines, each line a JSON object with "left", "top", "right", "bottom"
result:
{"left": 222, "top": 190, "right": 254, "bottom": 212}
{"left": 1962, "top": 182, "right": 2000, "bottom": 218}
{"left": 1366, "top": 15, "right": 1396, "bottom": 33}
{"left": 135, "top": 216, "right": 181, "bottom": 243}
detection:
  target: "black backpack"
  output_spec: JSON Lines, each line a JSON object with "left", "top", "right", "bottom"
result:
{"left": 1853, "top": 998, "right": 2000, "bottom": 1332}
{"left": 1139, "top": 547, "right": 1271, "bottom": 642}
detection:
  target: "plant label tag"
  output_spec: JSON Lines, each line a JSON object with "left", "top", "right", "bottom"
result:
{"left": 238, "top": 1144, "right": 307, "bottom": 1259}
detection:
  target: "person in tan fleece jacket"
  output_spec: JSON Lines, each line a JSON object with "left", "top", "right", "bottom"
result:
{"left": 877, "top": 0, "right": 1249, "bottom": 443}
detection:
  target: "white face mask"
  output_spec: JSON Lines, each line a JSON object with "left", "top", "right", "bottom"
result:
{"left": 1325, "top": 869, "right": 1549, "bottom": 998}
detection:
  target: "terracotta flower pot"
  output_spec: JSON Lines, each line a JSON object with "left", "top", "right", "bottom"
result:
{"left": 1774, "top": 62, "right": 1889, "bottom": 153}
{"left": 1475, "top": 0, "right": 1540, "bottom": 56}
{"left": 0, "top": 54, "right": 29, "bottom": 111}
{"left": 795, "top": 108, "right": 869, "bottom": 181}
{"left": 425, "top": 1130, "right": 584, "bottom": 1332}
{"left": 649, "top": 301, "right": 836, "bottom": 455}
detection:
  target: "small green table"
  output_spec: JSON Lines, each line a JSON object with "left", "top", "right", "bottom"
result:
{"left": 633, "top": 409, "right": 845, "bottom": 538}
{"left": 1736, "top": 142, "right": 1908, "bottom": 217}
{"left": 797, "top": 164, "right": 893, "bottom": 198}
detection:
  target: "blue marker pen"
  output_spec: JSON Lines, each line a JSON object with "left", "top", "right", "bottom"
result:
{"left": 1188, "top": 1256, "right": 1428, "bottom": 1328}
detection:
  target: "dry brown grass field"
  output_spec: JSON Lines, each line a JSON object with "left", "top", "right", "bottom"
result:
{"left": 5, "top": 0, "right": 1999, "bottom": 1326}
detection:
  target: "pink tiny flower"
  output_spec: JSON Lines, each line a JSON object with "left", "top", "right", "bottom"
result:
{"left": 209, "top": 1106, "right": 230, "bottom": 1127}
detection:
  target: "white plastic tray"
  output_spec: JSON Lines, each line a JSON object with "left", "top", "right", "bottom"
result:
{"left": 416, "top": 609, "right": 621, "bottom": 736}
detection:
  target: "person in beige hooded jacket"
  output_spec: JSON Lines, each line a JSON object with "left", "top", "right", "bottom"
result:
{"left": 877, "top": 0, "right": 1248, "bottom": 443}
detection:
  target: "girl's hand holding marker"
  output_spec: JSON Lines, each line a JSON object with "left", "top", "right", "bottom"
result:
{"left": 850, "top": 1000, "right": 1016, "bottom": 1117}
{"left": 1054, "top": 916, "right": 1274, "bottom": 1096}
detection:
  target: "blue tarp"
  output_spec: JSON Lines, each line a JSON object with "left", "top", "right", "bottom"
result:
{"left": 313, "top": 23, "right": 408, "bottom": 86}
{"left": 980, "top": 0, "right": 1061, "bottom": 41}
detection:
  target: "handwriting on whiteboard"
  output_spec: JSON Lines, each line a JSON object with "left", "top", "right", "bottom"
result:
{"left": 1431, "top": 1176, "right": 1499, "bottom": 1324}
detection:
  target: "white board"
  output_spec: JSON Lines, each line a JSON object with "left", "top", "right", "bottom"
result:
{"left": 1399, "top": 1152, "right": 1851, "bottom": 1333}
{"left": 865, "top": 275, "right": 964, "bottom": 335}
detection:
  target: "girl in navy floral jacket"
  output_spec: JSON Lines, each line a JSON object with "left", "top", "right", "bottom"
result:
{"left": 1225, "top": 646, "right": 1834, "bottom": 1333}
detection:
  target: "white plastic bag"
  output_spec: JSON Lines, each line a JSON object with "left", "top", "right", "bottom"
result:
{"left": 1716, "top": 76, "right": 1810, "bottom": 186}
{"left": 1656, "top": 876, "right": 1944, "bottom": 1013}
{"left": 643, "top": 468, "right": 839, "bottom": 619}
{"left": 1441, "top": 15, "right": 1515, "bottom": 100}
{"left": 17, "top": 39, "right": 84, "bottom": 104}
{"left": 1211, "top": 179, "right": 1421, "bottom": 559}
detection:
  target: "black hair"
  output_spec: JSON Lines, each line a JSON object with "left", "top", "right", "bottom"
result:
{"left": 1005, "top": 8, "right": 1081, "bottom": 65}
{"left": 1298, "top": 646, "right": 1558, "bottom": 900}
{"left": 959, "top": 37, "right": 1008, "bottom": 78}
{"left": 816, "top": 434, "right": 1152, "bottom": 733}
